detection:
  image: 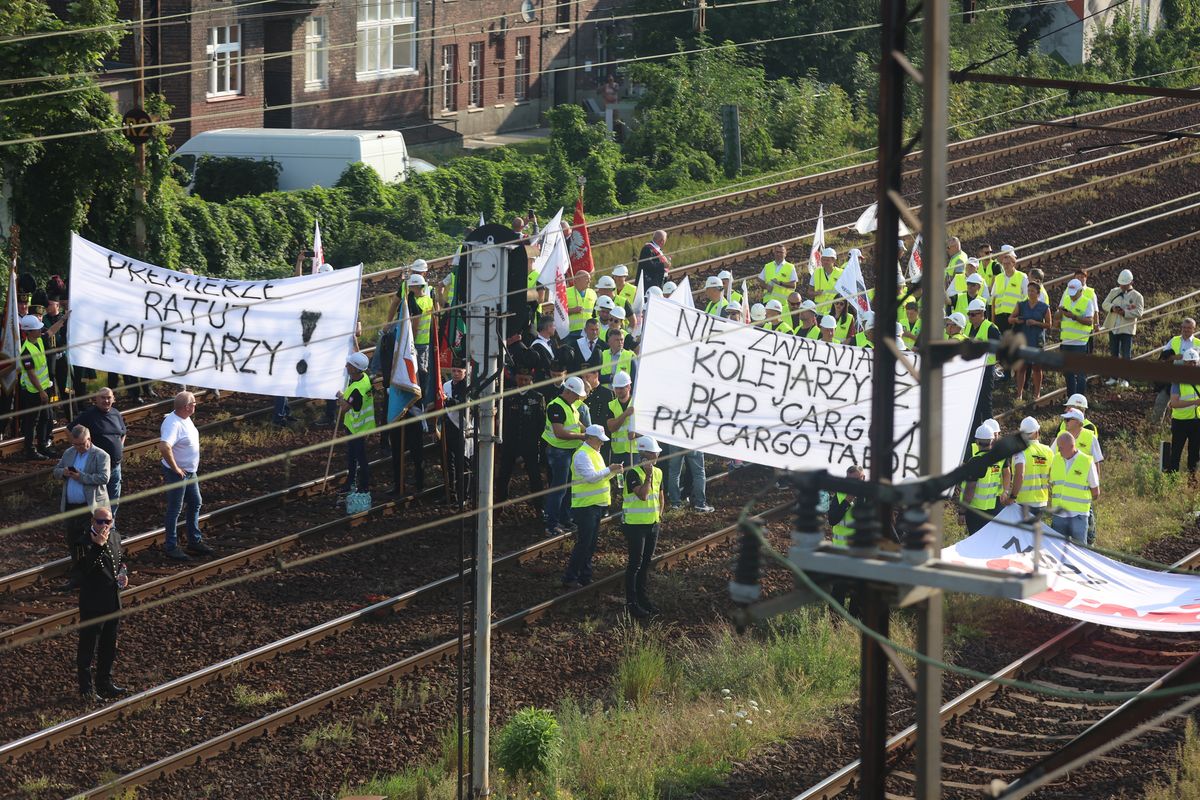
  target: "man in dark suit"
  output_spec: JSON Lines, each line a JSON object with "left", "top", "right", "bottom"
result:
{"left": 74, "top": 507, "right": 129, "bottom": 702}
{"left": 637, "top": 230, "right": 671, "bottom": 290}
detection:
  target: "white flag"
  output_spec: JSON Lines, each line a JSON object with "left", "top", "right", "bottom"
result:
{"left": 0, "top": 265, "right": 21, "bottom": 393}
{"left": 311, "top": 219, "right": 324, "bottom": 275}
{"left": 908, "top": 234, "right": 923, "bottom": 283}
{"left": 808, "top": 205, "right": 826, "bottom": 272}
{"left": 534, "top": 207, "right": 571, "bottom": 339}
{"left": 835, "top": 249, "right": 871, "bottom": 315}
{"left": 854, "top": 202, "right": 910, "bottom": 236}
{"left": 631, "top": 269, "right": 647, "bottom": 337}
{"left": 479, "top": 212, "right": 487, "bottom": 228}
{"left": 671, "top": 275, "right": 696, "bottom": 310}
{"left": 740, "top": 279, "right": 751, "bottom": 324}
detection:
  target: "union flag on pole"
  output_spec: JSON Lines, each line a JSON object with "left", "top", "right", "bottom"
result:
{"left": 808, "top": 205, "right": 826, "bottom": 273}
{"left": 568, "top": 197, "right": 594, "bottom": 275}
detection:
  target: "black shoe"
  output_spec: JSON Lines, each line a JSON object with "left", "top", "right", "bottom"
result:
{"left": 96, "top": 682, "right": 129, "bottom": 699}
{"left": 186, "top": 541, "right": 214, "bottom": 556}
{"left": 561, "top": 580, "right": 583, "bottom": 591}
{"left": 637, "top": 598, "right": 660, "bottom": 614}
{"left": 24, "top": 449, "right": 49, "bottom": 461}
{"left": 79, "top": 687, "right": 101, "bottom": 703}
{"left": 284, "top": 415, "right": 299, "bottom": 423}
{"left": 163, "top": 547, "right": 190, "bottom": 561}
{"left": 625, "top": 603, "right": 652, "bottom": 620}
{"left": 314, "top": 417, "right": 335, "bottom": 428}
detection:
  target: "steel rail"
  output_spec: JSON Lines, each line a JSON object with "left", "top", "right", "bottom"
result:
{"left": 73, "top": 500, "right": 793, "bottom": 798}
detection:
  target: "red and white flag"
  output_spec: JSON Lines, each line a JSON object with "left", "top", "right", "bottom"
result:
{"left": 311, "top": 219, "right": 324, "bottom": 274}
{"left": 0, "top": 261, "right": 21, "bottom": 393}
{"left": 808, "top": 204, "right": 826, "bottom": 273}
{"left": 907, "top": 233, "right": 923, "bottom": 283}
{"left": 835, "top": 249, "right": 871, "bottom": 314}
{"left": 740, "top": 279, "right": 751, "bottom": 325}
{"left": 568, "top": 197, "right": 594, "bottom": 275}
{"left": 387, "top": 297, "right": 423, "bottom": 422}
{"left": 534, "top": 207, "right": 572, "bottom": 339}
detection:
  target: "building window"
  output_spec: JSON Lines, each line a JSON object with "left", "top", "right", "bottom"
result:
{"left": 555, "top": 0, "right": 571, "bottom": 29}
{"left": 206, "top": 25, "right": 241, "bottom": 97}
{"left": 515, "top": 37, "right": 529, "bottom": 101}
{"left": 468, "top": 42, "right": 483, "bottom": 108}
{"left": 357, "top": 0, "right": 416, "bottom": 79}
{"left": 305, "top": 17, "right": 328, "bottom": 89}
{"left": 441, "top": 44, "right": 457, "bottom": 112}
{"left": 495, "top": 37, "right": 505, "bottom": 100}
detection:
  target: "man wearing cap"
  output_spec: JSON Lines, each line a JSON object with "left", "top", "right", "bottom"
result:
{"left": 810, "top": 248, "right": 842, "bottom": 314}
{"left": 607, "top": 371, "right": 637, "bottom": 470}
{"left": 949, "top": 273, "right": 987, "bottom": 316}
{"left": 818, "top": 314, "right": 837, "bottom": 343}
{"left": 562, "top": 424, "right": 624, "bottom": 589}
{"left": 1167, "top": 349, "right": 1200, "bottom": 474}
{"left": 723, "top": 302, "right": 744, "bottom": 324}
{"left": 899, "top": 301, "right": 922, "bottom": 348}
{"left": 853, "top": 311, "right": 875, "bottom": 348}
{"left": 763, "top": 300, "right": 793, "bottom": 334}
{"left": 945, "top": 237, "right": 967, "bottom": 279}
{"left": 703, "top": 277, "right": 729, "bottom": 317}
{"left": 718, "top": 271, "right": 742, "bottom": 305}
{"left": 961, "top": 424, "right": 1004, "bottom": 533}
{"left": 1057, "top": 394, "right": 1099, "bottom": 437}
{"left": 1048, "top": 431, "right": 1099, "bottom": 544}
{"left": 337, "top": 353, "right": 376, "bottom": 502}
{"left": 1007, "top": 417, "right": 1053, "bottom": 511}
{"left": 612, "top": 265, "right": 637, "bottom": 309}
{"left": 990, "top": 246, "right": 1027, "bottom": 334}
{"left": 760, "top": 244, "right": 797, "bottom": 310}
{"left": 1101, "top": 270, "right": 1143, "bottom": 385}
{"left": 1057, "top": 278, "right": 1095, "bottom": 397}
{"left": 566, "top": 270, "right": 596, "bottom": 339}
{"left": 603, "top": 307, "right": 636, "bottom": 352}
{"left": 661, "top": 280, "right": 678, "bottom": 300}
{"left": 158, "top": 391, "right": 213, "bottom": 560}
{"left": 543, "top": 377, "right": 589, "bottom": 535}
{"left": 17, "top": 314, "right": 63, "bottom": 459}
{"left": 1053, "top": 405, "right": 1104, "bottom": 542}
{"left": 600, "top": 328, "right": 636, "bottom": 386}
{"left": 637, "top": 231, "right": 670, "bottom": 291}
{"left": 966, "top": 298, "right": 1000, "bottom": 429}
{"left": 750, "top": 303, "right": 768, "bottom": 327}
{"left": 945, "top": 312, "right": 967, "bottom": 341}
{"left": 794, "top": 300, "right": 821, "bottom": 339}
{"left": 622, "top": 435, "right": 665, "bottom": 618}
{"left": 595, "top": 275, "right": 619, "bottom": 312}
{"left": 498, "top": 367, "right": 546, "bottom": 512}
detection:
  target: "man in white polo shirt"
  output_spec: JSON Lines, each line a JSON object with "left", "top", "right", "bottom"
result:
{"left": 158, "top": 391, "right": 212, "bottom": 560}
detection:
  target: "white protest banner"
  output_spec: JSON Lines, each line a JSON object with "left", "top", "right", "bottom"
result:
{"left": 946, "top": 505, "right": 1200, "bottom": 631}
{"left": 632, "top": 296, "right": 985, "bottom": 478}
{"left": 68, "top": 233, "right": 362, "bottom": 399}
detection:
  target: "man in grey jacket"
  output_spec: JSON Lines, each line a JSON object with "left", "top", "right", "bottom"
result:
{"left": 53, "top": 425, "right": 112, "bottom": 559}
{"left": 1101, "top": 269, "right": 1144, "bottom": 387}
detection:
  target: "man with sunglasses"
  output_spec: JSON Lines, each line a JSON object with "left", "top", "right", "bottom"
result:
{"left": 74, "top": 506, "right": 129, "bottom": 702}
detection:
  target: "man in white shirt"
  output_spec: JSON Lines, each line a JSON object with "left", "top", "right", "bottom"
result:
{"left": 158, "top": 391, "right": 211, "bottom": 560}
{"left": 562, "top": 424, "right": 623, "bottom": 588}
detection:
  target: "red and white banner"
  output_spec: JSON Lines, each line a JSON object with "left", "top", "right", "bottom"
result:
{"left": 808, "top": 204, "right": 825, "bottom": 273}
{"left": 534, "top": 207, "right": 572, "bottom": 340}
{"left": 568, "top": 197, "right": 594, "bottom": 274}
{"left": 311, "top": 219, "right": 324, "bottom": 274}
{"left": 946, "top": 505, "right": 1200, "bottom": 631}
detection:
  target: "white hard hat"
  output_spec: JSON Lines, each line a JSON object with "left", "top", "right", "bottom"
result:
{"left": 1019, "top": 416, "right": 1040, "bottom": 435}
{"left": 408, "top": 274, "right": 427, "bottom": 287}
{"left": 860, "top": 310, "right": 875, "bottom": 330}
{"left": 725, "top": 301, "right": 742, "bottom": 312}
{"left": 983, "top": 418, "right": 1000, "bottom": 435}
{"left": 662, "top": 281, "right": 678, "bottom": 295}
{"left": 999, "top": 244, "right": 1016, "bottom": 255}
{"left": 1067, "top": 278, "right": 1083, "bottom": 293}
{"left": 966, "top": 273, "right": 985, "bottom": 286}
{"left": 596, "top": 275, "right": 616, "bottom": 289}
{"left": 647, "top": 286, "right": 664, "bottom": 298}
{"left": 1060, "top": 408, "right": 1085, "bottom": 422}
{"left": 596, "top": 296, "right": 616, "bottom": 310}
{"left": 1118, "top": 269, "right": 1134, "bottom": 285}
{"left": 967, "top": 298, "right": 987, "bottom": 313}
{"left": 1064, "top": 393, "right": 1088, "bottom": 409}
{"left": 584, "top": 423, "right": 609, "bottom": 442}
{"left": 1184, "top": 349, "right": 1200, "bottom": 363}
{"left": 821, "top": 247, "right": 837, "bottom": 258}
{"left": 346, "top": 352, "right": 369, "bottom": 371}
{"left": 612, "top": 264, "right": 629, "bottom": 277}
{"left": 717, "top": 270, "right": 733, "bottom": 281}
{"left": 19, "top": 314, "right": 43, "bottom": 331}
{"left": 967, "top": 257, "right": 980, "bottom": 267}
{"left": 750, "top": 303, "right": 767, "bottom": 321}
{"left": 610, "top": 306, "right": 627, "bottom": 321}
{"left": 704, "top": 276, "right": 723, "bottom": 290}
{"left": 613, "top": 370, "right": 633, "bottom": 389}
{"left": 636, "top": 435, "right": 662, "bottom": 453}
{"left": 946, "top": 312, "right": 967, "bottom": 328}
{"left": 975, "top": 424, "right": 992, "bottom": 440}
{"left": 563, "top": 376, "right": 587, "bottom": 396}
{"left": 318, "top": 263, "right": 335, "bottom": 274}
{"left": 819, "top": 314, "right": 837, "bottom": 330}
{"left": 800, "top": 299, "right": 818, "bottom": 312}
{"left": 765, "top": 299, "right": 783, "bottom": 312}
{"left": 410, "top": 259, "right": 429, "bottom": 273}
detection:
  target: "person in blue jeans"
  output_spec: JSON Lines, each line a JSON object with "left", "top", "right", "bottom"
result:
{"left": 541, "top": 376, "right": 589, "bottom": 535}
{"left": 562, "top": 424, "right": 623, "bottom": 588}
{"left": 661, "top": 442, "right": 714, "bottom": 512}
{"left": 158, "top": 392, "right": 212, "bottom": 560}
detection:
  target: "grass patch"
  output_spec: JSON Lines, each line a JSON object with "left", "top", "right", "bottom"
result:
{"left": 17, "top": 776, "right": 71, "bottom": 798}
{"left": 1095, "top": 429, "right": 1197, "bottom": 555}
{"left": 1144, "top": 719, "right": 1200, "bottom": 799}
{"left": 230, "top": 684, "right": 285, "bottom": 711}
{"left": 300, "top": 721, "right": 355, "bottom": 753}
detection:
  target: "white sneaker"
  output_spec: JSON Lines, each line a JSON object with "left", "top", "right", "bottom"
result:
{"left": 1119, "top": 380, "right": 1130, "bottom": 388}
{"left": 1104, "top": 378, "right": 1117, "bottom": 386}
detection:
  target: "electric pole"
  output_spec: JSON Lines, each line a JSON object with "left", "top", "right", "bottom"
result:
{"left": 133, "top": 0, "right": 147, "bottom": 257}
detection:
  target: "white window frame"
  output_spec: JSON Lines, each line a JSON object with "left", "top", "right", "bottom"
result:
{"left": 441, "top": 44, "right": 457, "bottom": 112}
{"left": 468, "top": 42, "right": 483, "bottom": 108}
{"left": 206, "top": 25, "right": 242, "bottom": 98}
{"left": 514, "top": 37, "right": 529, "bottom": 101}
{"left": 305, "top": 16, "right": 328, "bottom": 90}
{"left": 357, "top": 0, "right": 417, "bottom": 80}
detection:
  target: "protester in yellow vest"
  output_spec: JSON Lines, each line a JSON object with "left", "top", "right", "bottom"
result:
{"left": 612, "top": 264, "right": 638, "bottom": 309}
{"left": 750, "top": 303, "right": 768, "bottom": 327}
{"left": 1167, "top": 348, "right": 1200, "bottom": 473}
{"left": 1048, "top": 431, "right": 1099, "bottom": 544}
{"left": 810, "top": 248, "right": 843, "bottom": 314}
{"left": 945, "top": 236, "right": 967, "bottom": 279}
{"left": 899, "top": 301, "right": 922, "bottom": 349}
{"left": 1007, "top": 416, "right": 1053, "bottom": 510}
{"left": 719, "top": 270, "right": 743, "bottom": 305}
{"left": 818, "top": 314, "right": 838, "bottom": 343}
{"left": 18, "top": 314, "right": 62, "bottom": 460}
{"left": 990, "top": 249, "right": 1027, "bottom": 332}
{"left": 606, "top": 371, "right": 637, "bottom": 467}
{"left": 794, "top": 299, "right": 821, "bottom": 339}
{"left": 961, "top": 425, "right": 1003, "bottom": 533}
{"left": 622, "top": 435, "right": 665, "bottom": 618}
{"left": 543, "top": 376, "right": 589, "bottom": 534}
{"left": 703, "top": 276, "right": 729, "bottom": 316}
{"left": 830, "top": 464, "right": 865, "bottom": 546}
{"left": 600, "top": 329, "right": 635, "bottom": 386}
{"left": 1057, "top": 278, "right": 1096, "bottom": 398}
{"left": 566, "top": 270, "right": 597, "bottom": 336}
{"left": 945, "top": 312, "right": 967, "bottom": 341}
{"left": 763, "top": 299, "right": 793, "bottom": 334}
{"left": 759, "top": 244, "right": 797, "bottom": 309}
{"left": 562, "top": 424, "right": 624, "bottom": 588}
{"left": 338, "top": 352, "right": 376, "bottom": 498}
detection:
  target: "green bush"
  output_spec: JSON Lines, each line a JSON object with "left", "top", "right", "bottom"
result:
{"left": 614, "top": 162, "right": 650, "bottom": 205}
{"left": 329, "top": 221, "right": 407, "bottom": 266}
{"left": 335, "top": 162, "right": 390, "bottom": 208}
{"left": 192, "top": 155, "right": 281, "bottom": 203}
{"left": 495, "top": 708, "right": 562, "bottom": 776}
{"left": 582, "top": 152, "right": 620, "bottom": 214}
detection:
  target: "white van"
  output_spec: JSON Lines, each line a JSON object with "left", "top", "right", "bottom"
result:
{"left": 171, "top": 128, "right": 436, "bottom": 191}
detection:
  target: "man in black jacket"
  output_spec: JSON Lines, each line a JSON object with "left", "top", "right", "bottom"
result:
{"left": 498, "top": 367, "right": 546, "bottom": 514}
{"left": 74, "top": 507, "right": 129, "bottom": 702}
{"left": 637, "top": 230, "right": 670, "bottom": 290}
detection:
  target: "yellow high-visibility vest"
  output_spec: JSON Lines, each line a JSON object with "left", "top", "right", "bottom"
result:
{"left": 413, "top": 294, "right": 434, "bottom": 345}
{"left": 1173, "top": 384, "right": 1199, "bottom": 421}
{"left": 542, "top": 396, "right": 583, "bottom": 450}
{"left": 1060, "top": 293, "right": 1092, "bottom": 344}
{"left": 1015, "top": 441, "right": 1053, "bottom": 506}
{"left": 832, "top": 493, "right": 854, "bottom": 546}
{"left": 19, "top": 338, "right": 50, "bottom": 393}
{"left": 342, "top": 374, "right": 376, "bottom": 434}
{"left": 1050, "top": 451, "right": 1095, "bottom": 515}
{"left": 991, "top": 269, "right": 1026, "bottom": 316}
{"left": 762, "top": 260, "right": 796, "bottom": 307}
{"left": 571, "top": 444, "right": 611, "bottom": 508}
{"left": 567, "top": 287, "right": 597, "bottom": 332}
{"left": 607, "top": 397, "right": 636, "bottom": 454}
{"left": 623, "top": 465, "right": 662, "bottom": 524}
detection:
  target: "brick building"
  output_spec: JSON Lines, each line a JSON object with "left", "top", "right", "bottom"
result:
{"left": 76, "top": 0, "right": 628, "bottom": 144}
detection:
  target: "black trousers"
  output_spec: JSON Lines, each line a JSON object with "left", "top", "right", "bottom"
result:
{"left": 964, "top": 503, "right": 996, "bottom": 534}
{"left": 623, "top": 522, "right": 659, "bottom": 606}
{"left": 19, "top": 388, "right": 50, "bottom": 450}
{"left": 78, "top": 589, "right": 120, "bottom": 686}
{"left": 498, "top": 438, "right": 544, "bottom": 502}
{"left": 389, "top": 426, "right": 425, "bottom": 493}
{"left": 1169, "top": 418, "right": 1200, "bottom": 473}
{"left": 445, "top": 423, "right": 472, "bottom": 502}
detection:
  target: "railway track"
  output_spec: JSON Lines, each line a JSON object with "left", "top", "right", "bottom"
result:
{"left": 791, "top": 543, "right": 1200, "bottom": 800}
